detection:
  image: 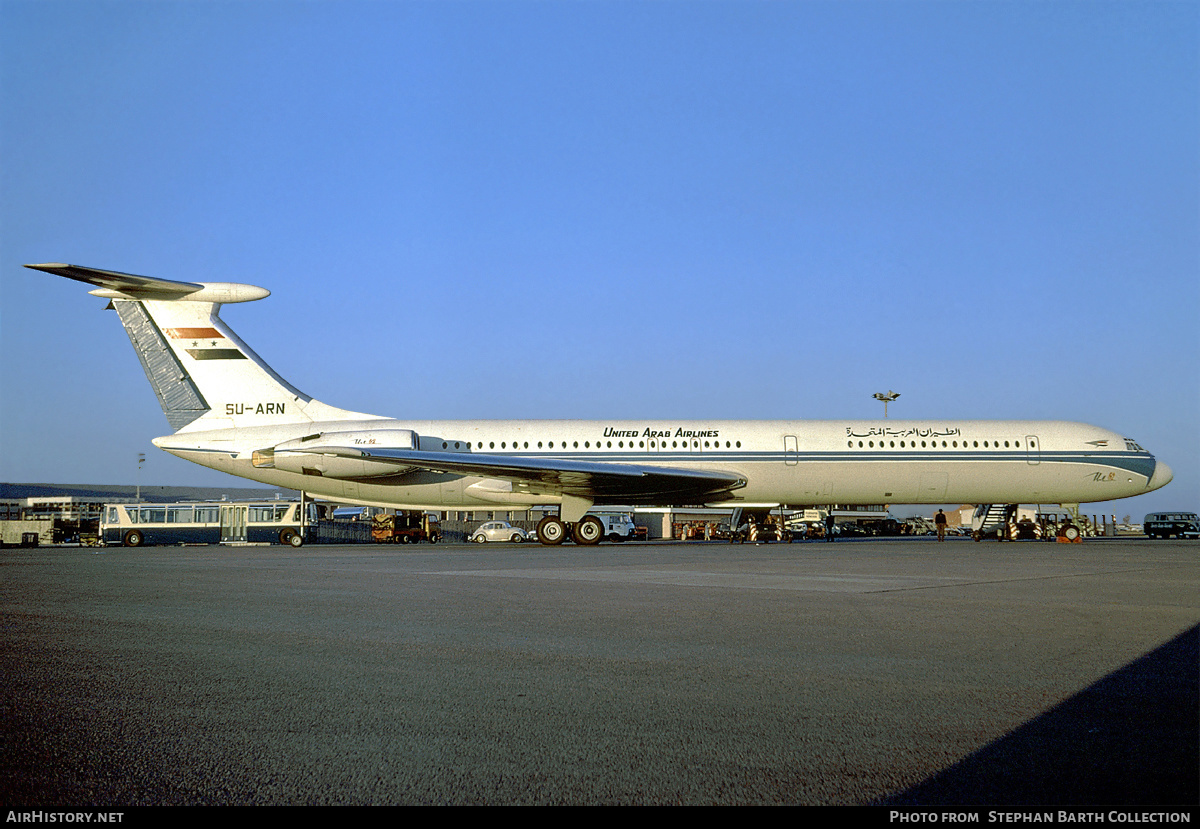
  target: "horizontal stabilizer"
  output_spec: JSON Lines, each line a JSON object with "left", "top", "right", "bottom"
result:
{"left": 27, "top": 263, "right": 203, "bottom": 298}
{"left": 26, "top": 263, "right": 269, "bottom": 303}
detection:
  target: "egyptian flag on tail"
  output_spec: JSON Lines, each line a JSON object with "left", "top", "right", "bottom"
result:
{"left": 164, "top": 327, "right": 247, "bottom": 360}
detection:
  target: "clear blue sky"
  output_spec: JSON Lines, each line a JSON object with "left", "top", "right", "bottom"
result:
{"left": 2, "top": 0, "right": 1196, "bottom": 519}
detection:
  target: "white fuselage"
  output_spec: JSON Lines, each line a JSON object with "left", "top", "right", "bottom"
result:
{"left": 156, "top": 417, "right": 1171, "bottom": 511}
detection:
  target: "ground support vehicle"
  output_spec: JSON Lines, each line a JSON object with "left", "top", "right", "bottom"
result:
{"left": 590, "top": 512, "right": 638, "bottom": 542}
{"left": 101, "top": 501, "right": 315, "bottom": 547}
{"left": 372, "top": 512, "right": 441, "bottom": 543}
{"left": 1010, "top": 517, "right": 1044, "bottom": 540}
{"left": 1144, "top": 512, "right": 1200, "bottom": 539}
{"left": 729, "top": 521, "right": 788, "bottom": 543}
{"left": 972, "top": 504, "right": 1017, "bottom": 541}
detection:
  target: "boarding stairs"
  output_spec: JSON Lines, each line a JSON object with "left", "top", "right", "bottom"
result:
{"left": 971, "top": 504, "right": 1016, "bottom": 541}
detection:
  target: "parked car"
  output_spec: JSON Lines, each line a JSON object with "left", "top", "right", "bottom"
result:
{"left": 470, "top": 521, "right": 530, "bottom": 543}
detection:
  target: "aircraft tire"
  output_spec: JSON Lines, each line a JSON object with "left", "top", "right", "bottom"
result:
{"left": 572, "top": 515, "right": 604, "bottom": 546}
{"left": 537, "top": 517, "right": 567, "bottom": 545}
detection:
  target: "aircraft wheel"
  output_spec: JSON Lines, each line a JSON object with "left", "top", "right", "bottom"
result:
{"left": 124, "top": 530, "right": 143, "bottom": 548}
{"left": 1062, "top": 525, "right": 1081, "bottom": 541}
{"left": 572, "top": 515, "right": 604, "bottom": 546}
{"left": 537, "top": 516, "right": 567, "bottom": 545}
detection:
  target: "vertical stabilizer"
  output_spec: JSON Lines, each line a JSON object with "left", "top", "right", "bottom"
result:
{"left": 27, "top": 263, "right": 376, "bottom": 432}
{"left": 111, "top": 300, "right": 211, "bottom": 430}
{"left": 124, "top": 296, "right": 324, "bottom": 430}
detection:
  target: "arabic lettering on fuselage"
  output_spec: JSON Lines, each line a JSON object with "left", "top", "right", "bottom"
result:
{"left": 846, "top": 426, "right": 962, "bottom": 439}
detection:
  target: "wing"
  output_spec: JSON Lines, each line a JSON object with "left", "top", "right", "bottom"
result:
{"left": 299, "top": 445, "right": 747, "bottom": 504}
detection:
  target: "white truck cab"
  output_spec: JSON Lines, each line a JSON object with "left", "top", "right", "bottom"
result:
{"left": 590, "top": 512, "right": 637, "bottom": 542}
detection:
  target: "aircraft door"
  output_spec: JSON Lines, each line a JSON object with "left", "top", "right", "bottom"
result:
{"left": 784, "top": 435, "right": 798, "bottom": 465}
{"left": 916, "top": 471, "right": 949, "bottom": 502}
{"left": 1025, "top": 435, "right": 1041, "bottom": 465}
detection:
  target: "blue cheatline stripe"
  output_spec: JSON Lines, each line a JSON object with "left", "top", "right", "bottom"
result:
{"left": 423, "top": 450, "right": 1157, "bottom": 478}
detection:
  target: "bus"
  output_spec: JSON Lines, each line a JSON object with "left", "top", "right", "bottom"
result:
{"left": 1144, "top": 512, "right": 1200, "bottom": 539}
{"left": 101, "top": 500, "right": 317, "bottom": 547}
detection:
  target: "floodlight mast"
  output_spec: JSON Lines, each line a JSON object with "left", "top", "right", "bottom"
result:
{"left": 873, "top": 391, "right": 900, "bottom": 418}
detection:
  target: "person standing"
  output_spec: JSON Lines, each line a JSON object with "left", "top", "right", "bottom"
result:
{"left": 825, "top": 512, "right": 836, "bottom": 542}
{"left": 935, "top": 509, "right": 947, "bottom": 542}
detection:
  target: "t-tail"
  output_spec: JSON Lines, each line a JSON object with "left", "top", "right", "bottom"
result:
{"left": 26, "top": 263, "right": 375, "bottom": 432}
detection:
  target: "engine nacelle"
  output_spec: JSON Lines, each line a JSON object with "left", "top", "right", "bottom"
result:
{"left": 253, "top": 429, "right": 419, "bottom": 479}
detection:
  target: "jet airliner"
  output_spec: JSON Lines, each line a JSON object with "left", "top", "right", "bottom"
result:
{"left": 26, "top": 263, "right": 1173, "bottom": 545}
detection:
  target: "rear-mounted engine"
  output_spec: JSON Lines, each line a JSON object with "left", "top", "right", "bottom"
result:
{"left": 252, "top": 429, "right": 418, "bottom": 478}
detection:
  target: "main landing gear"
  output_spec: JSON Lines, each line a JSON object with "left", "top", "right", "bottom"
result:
{"left": 536, "top": 494, "right": 602, "bottom": 546}
{"left": 536, "top": 514, "right": 604, "bottom": 546}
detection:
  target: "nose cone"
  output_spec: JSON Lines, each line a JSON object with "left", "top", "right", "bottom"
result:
{"left": 1147, "top": 460, "right": 1174, "bottom": 492}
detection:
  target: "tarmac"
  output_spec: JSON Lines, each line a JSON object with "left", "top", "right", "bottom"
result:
{"left": 2, "top": 537, "right": 1197, "bottom": 806}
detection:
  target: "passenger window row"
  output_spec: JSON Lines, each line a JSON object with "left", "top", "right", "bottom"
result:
{"left": 437, "top": 440, "right": 745, "bottom": 450}
{"left": 847, "top": 439, "right": 1024, "bottom": 449}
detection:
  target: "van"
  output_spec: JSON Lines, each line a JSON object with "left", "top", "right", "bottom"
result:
{"left": 590, "top": 512, "right": 638, "bottom": 542}
{"left": 1143, "top": 512, "right": 1200, "bottom": 539}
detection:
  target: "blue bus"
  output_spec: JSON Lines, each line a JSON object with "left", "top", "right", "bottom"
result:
{"left": 101, "top": 500, "right": 317, "bottom": 547}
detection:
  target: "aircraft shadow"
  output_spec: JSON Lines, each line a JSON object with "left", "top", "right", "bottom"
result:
{"left": 880, "top": 624, "right": 1199, "bottom": 806}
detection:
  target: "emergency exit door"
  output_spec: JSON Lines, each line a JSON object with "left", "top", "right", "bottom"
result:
{"left": 1025, "top": 435, "right": 1041, "bottom": 465}
{"left": 784, "top": 435, "right": 799, "bottom": 465}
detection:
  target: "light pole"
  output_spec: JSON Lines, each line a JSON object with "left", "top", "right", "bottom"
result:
{"left": 873, "top": 390, "right": 900, "bottom": 418}
{"left": 137, "top": 453, "right": 145, "bottom": 502}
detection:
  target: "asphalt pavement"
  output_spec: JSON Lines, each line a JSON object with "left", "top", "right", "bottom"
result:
{"left": 2, "top": 537, "right": 1196, "bottom": 806}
